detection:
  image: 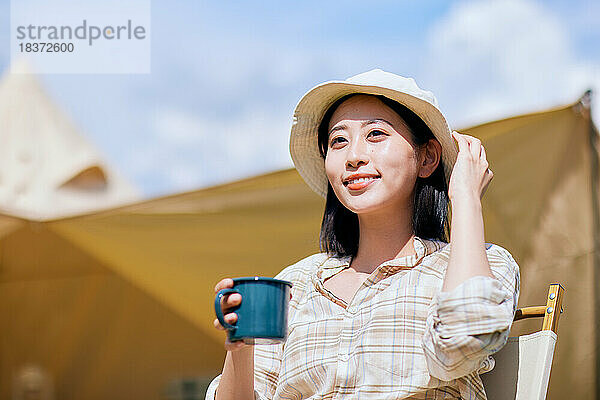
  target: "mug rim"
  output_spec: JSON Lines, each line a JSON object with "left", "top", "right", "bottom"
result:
{"left": 233, "top": 276, "right": 293, "bottom": 287}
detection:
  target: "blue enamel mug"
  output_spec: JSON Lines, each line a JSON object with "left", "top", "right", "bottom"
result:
{"left": 214, "top": 277, "right": 292, "bottom": 344}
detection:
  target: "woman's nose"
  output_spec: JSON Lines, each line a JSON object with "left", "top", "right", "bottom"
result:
{"left": 346, "top": 139, "right": 369, "bottom": 168}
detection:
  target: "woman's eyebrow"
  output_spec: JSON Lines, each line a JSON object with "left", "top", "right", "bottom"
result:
{"left": 362, "top": 118, "right": 393, "bottom": 127}
{"left": 329, "top": 119, "right": 392, "bottom": 135}
{"left": 329, "top": 124, "right": 348, "bottom": 135}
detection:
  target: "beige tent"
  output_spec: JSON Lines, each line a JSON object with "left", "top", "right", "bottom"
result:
{"left": 0, "top": 170, "right": 324, "bottom": 399}
{"left": 0, "top": 93, "right": 597, "bottom": 399}
{"left": 0, "top": 60, "right": 139, "bottom": 219}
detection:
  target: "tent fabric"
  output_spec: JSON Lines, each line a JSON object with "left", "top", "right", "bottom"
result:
{"left": 0, "top": 95, "right": 597, "bottom": 399}
{"left": 0, "top": 60, "right": 139, "bottom": 220}
{"left": 0, "top": 169, "right": 325, "bottom": 399}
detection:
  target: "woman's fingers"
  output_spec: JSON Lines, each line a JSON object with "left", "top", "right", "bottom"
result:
{"left": 213, "top": 277, "right": 241, "bottom": 330}
{"left": 214, "top": 278, "right": 241, "bottom": 313}
{"left": 452, "top": 131, "right": 470, "bottom": 156}
{"left": 455, "top": 131, "right": 483, "bottom": 160}
{"left": 221, "top": 293, "right": 242, "bottom": 308}
{"left": 462, "top": 134, "right": 481, "bottom": 160}
{"left": 452, "top": 131, "right": 470, "bottom": 148}
{"left": 215, "top": 278, "right": 241, "bottom": 312}
{"left": 214, "top": 278, "right": 234, "bottom": 293}
{"left": 212, "top": 278, "right": 251, "bottom": 351}
{"left": 213, "top": 312, "right": 238, "bottom": 330}
{"left": 454, "top": 131, "right": 489, "bottom": 167}
{"left": 469, "top": 138, "right": 482, "bottom": 160}
{"left": 450, "top": 131, "right": 493, "bottom": 200}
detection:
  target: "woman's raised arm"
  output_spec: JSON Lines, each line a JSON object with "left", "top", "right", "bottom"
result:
{"left": 421, "top": 131, "right": 520, "bottom": 381}
{"left": 443, "top": 131, "right": 495, "bottom": 292}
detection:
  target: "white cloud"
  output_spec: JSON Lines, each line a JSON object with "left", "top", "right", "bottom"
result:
{"left": 129, "top": 104, "right": 293, "bottom": 194}
{"left": 425, "top": 0, "right": 600, "bottom": 128}
{"left": 153, "top": 108, "right": 206, "bottom": 145}
{"left": 131, "top": 34, "right": 406, "bottom": 196}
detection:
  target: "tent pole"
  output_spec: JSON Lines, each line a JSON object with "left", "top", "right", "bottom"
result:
{"left": 583, "top": 90, "right": 600, "bottom": 400}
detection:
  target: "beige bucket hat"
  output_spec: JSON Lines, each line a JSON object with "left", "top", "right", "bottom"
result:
{"left": 289, "top": 69, "right": 457, "bottom": 198}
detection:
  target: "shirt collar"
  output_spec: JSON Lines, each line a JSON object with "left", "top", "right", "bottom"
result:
{"left": 313, "top": 237, "right": 447, "bottom": 306}
{"left": 318, "top": 237, "right": 446, "bottom": 276}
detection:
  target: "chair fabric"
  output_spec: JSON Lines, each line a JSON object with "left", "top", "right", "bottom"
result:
{"left": 481, "top": 330, "right": 557, "bottom": 400}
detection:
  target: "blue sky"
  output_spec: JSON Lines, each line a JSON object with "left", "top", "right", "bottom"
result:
{"left": 1, "top": 0, "right": 599, "bottom": 198}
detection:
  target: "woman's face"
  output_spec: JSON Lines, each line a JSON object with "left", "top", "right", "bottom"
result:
{"left": 324, "top": 95, "right": 423, "bottom": 216}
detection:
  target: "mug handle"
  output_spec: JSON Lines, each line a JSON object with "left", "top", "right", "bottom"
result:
{"left": 214, "top": 288, "right": 239, "bottom": 331}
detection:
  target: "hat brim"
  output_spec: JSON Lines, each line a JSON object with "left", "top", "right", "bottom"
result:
{"left": 290, "top": 80, "right": 458, "bottom": 198}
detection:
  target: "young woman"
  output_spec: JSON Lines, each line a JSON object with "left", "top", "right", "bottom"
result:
{"left": 207, "top": 69, "right": 520, "bottom": 400}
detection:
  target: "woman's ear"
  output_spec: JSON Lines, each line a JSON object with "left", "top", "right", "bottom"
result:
{"left": 418, "top": 139, "right": 442, "bottom": 178}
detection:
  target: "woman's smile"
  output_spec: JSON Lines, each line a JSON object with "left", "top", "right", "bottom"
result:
{"left": 346, "top": 177, "right": 378, "bottom": 190}
{"left": 343, "top": 174, "right": 381, "bottom": 190}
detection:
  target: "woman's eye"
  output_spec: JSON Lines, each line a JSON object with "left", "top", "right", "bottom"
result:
{"left": 368, "top": 130, "right": 387, "bottom": 138}
{"left": 329, "top": 137, "right": 346, "bottom": 147}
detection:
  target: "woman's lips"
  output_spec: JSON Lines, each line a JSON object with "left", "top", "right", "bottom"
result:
{"left": 345, "top": 176, "right": 380, "bottom": 190}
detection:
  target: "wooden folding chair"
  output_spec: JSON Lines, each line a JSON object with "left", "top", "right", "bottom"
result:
{"left": 481, "top": 283, "right": 565, "bottom": 400}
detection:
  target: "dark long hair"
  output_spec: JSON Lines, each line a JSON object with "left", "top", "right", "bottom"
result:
{"left": 317, "top": 94, "right": 449, "bottom": 257}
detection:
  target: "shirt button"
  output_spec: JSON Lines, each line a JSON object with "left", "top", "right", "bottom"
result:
{"left": 339, "top": 354, "right": 349, "bottom": 362}
{"left": 347, "top": 305, "right": 357, "bottom": 314}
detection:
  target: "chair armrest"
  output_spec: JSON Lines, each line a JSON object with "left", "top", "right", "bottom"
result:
{"left": 513, "top": 283, "right": 565, "bottom": 333}
{"left": 514, "top": 306, "right": 546, "bottom": 321}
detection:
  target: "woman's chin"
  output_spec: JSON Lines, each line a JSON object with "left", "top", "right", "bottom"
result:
{"left": 342, "top": 199, "right": 387, "bottom": 215}
{"left": 340, "top": 194, "right": 409, "bottom": 217}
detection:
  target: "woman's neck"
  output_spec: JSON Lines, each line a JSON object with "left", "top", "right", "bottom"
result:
{"left": 351, "top": 210, "right": 416, "bottom": 274}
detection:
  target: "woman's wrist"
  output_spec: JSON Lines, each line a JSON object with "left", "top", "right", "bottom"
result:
{"left": 230, "top": 344, "right": 254, "bottom": 359}
{"left": 450, "top": 191, "right": 482, "bottom": 210}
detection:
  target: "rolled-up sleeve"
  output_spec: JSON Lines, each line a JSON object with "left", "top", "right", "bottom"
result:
{"left": 204, "top": 375, "right": 221, "bottom": 400}
{"left": 204, "top": 370, "right": 271, "bottom": 400}
{"left": 421, "top": 244, "right": 520, "bottom": 381}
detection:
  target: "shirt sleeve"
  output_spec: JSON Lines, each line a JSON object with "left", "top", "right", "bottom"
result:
{"left": 421, "top": 244, "right": 520, "bottom": 381}
{"left": 204, "top": 373, "right": 270, "bottom": 400}
{"left": 204, "top": 375, "right": 220, "bottom": 400}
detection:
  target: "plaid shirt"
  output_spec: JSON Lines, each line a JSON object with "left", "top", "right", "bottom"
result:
{"left": 206, "top": 238, "right": 520, "bottom": 399}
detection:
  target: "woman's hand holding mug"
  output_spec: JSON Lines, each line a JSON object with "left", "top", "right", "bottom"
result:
{"left": 214, "top": 276, "right": 292, "bottom": 350}
{"left": 214, "top": 278, "right": 249, "bottom": 351}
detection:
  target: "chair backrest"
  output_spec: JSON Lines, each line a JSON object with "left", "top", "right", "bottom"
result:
{"left": 481, "top": 283, "right": 565, "bottom": 400}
